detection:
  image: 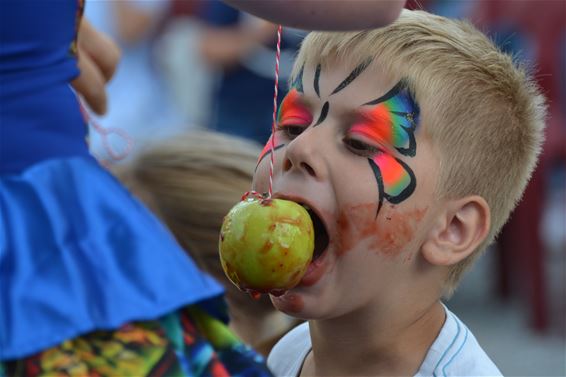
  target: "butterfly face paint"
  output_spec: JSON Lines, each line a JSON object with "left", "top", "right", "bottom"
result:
{"left": 259, "top": 65, "right": 419, "bottom": 222}
{"left": 349, "top": 81, "right": 420, "bottom": 217}
{"left": 256, "top": 89, "right": 313, "bottom": 167}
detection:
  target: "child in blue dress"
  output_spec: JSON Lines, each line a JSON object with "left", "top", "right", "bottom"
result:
{"left": 0, "top": 1, "right": 270, "bottom": 375}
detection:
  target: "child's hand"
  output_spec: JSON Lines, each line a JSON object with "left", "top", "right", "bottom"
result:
{"left": 71, "top": 19, "right": 121, "bottom": 115}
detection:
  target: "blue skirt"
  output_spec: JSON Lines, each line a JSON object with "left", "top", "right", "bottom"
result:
{"left": 0, "top": 156, "right": 224, "bottom": 360}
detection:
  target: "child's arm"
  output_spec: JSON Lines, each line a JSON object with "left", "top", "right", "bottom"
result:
{"left": 222, "top": 0, "right": 406, "bottom": 30}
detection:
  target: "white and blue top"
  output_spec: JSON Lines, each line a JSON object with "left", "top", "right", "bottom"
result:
{"left": 268, "top": 306, "right": 502, "bottom": 377}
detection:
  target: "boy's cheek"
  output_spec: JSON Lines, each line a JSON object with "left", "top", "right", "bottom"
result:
{"left": 335, "top": 203, "right": 428, "bottom": 257}
{"left": 252, "top": 165, "right": 269, "bottom": 193}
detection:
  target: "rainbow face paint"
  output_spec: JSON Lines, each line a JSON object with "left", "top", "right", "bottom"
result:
{"left": 350, "top": 81, "right": 420, "bottom": 217}
{"left": 257, "top": 89, "right": 313, "bottom": 167}
{"left": 368, "top": 156, "right": 416, "bottom": 217}
{"left": 356, "top": 80, "right": 418, "bottom": 157}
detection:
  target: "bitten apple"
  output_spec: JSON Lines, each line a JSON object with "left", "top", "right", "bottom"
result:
{"left": 219, "top": 194, "right": 314, "bottom": 295}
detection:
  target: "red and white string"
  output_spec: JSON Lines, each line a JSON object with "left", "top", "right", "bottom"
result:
{"left": 268, "top": 25, "right": 283, "bottom": 199}
{"left": 79, "top": 102, "right": 134, "bottom": 166}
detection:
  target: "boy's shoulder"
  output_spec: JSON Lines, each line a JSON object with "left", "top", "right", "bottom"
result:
{"left": 267, "top": 321, "right": 311, "bottom": 377}
{"left": 267, "top": 309, "right": 502, "bottom": 377}
{"left": 417, "top": 307, "right": 502, "bottom": 377}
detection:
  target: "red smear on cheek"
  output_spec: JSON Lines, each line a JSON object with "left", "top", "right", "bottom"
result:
{"left": 334, "top": 204, "right": 428, "bottom": 256}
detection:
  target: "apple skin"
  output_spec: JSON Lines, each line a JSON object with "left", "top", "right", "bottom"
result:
{"left": 219, "top": 196, "right": 314, "bottom": 295}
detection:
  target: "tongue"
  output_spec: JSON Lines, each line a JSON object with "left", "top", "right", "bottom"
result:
{"left": 300, "top": 255, "right": 327, "bottom": 286}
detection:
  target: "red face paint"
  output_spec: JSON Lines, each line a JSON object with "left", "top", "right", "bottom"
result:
{"left": 257, "top": 132, "right": 279, "bottom": 165}
{"left": 277, "top": 89, "right": 313, "bottom": 127}
{"left": 257, "top": 89, "right": 314, "bottom": 165}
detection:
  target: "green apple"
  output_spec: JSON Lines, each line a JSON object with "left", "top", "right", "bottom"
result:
{"left": 219, "top": 194, "right": 314, "bottom": 295}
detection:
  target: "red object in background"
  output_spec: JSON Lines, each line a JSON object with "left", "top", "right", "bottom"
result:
{"left": 474, "top": 0, "right": 565, "bottom": 333}
{"left": 407, "top": 0, "right": 565, "bottom": 332}
{"left": 168, "top": 0, "right": 206, "bottom": 17}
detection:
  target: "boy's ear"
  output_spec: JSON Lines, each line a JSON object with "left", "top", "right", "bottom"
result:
{"left": 421, "top": 196, "right": 490, "bottom": 266}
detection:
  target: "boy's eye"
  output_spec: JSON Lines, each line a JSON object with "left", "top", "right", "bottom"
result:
{"left": 344, "top": 137, "right": 379, "bottom": 157}
{"left": 278, "top": 125, "right": 306, "bottom": 139}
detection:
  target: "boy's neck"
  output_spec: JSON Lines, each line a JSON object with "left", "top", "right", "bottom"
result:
{"left": 302, "top": 300, "right": 446, "bottom": 376}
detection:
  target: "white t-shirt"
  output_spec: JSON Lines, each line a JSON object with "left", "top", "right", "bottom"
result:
{"left": 268, "top": 307, "right": 502, "bottom": 377}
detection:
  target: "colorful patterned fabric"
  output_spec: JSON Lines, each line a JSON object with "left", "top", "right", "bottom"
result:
{"left": 0, "top": 298, "right": 272, "bottom": 377}
{"left": 0, "top": 156, "right": 224, "bottom": 360}
{"left": 0, "top": 2, "right": 270, "bottom": 375}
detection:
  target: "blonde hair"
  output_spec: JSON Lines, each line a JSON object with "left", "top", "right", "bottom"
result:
{"left": 292, "top": 10, "right": 547, "bottom": 293}
{"left": 115, "top": 130, "right": 261, "bottom": 275}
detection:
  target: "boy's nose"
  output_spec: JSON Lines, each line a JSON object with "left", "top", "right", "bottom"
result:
{"left": 282, "top": 129, "right": 325, "bottom": 180}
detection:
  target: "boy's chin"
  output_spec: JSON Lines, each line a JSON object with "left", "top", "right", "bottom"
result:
{"left": 270, "top": 288, "right": 328, "bottom": 320}
{"left": 270, "top": 291, "right": 307, "bottom": 317}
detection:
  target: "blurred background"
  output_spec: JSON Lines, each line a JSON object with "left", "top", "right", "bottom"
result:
{"left": 84, "top": 0, "right": 565, "bottom": 375}
{"left": 407, "top": 2, "right": 566, "bottom": 376}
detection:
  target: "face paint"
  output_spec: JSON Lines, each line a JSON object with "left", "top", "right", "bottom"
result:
{"left": 277, "top": 89, "right": 313, "bottom": 127}
{"left": 372, "top": 154, "right": 416, "bottom": 203}
{"left": 356, "top": 81, "right": 418, "bottom": 157}
{"left": 257, "top": 89, "right": 313, "bottom": 167}
{"left": 350, "top": 81, "right": 420, "bottom": 216}
{"left": 330, "top": 57, "right": 373, "bottom": 95}
{"left": 314, "top": 64, "right": 322, "bottom": 97}
{"left": 256, "top": 133, "right": 285, "bottom": 168}
{"left": 313, "top": 101, "right": 329, "bottom": 127}
{"left": 291, "top": 64, "right": 305, "bottom": 93}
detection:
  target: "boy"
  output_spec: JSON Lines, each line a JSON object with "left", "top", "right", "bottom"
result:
{"left": 253, "top": 9, "right": 546, "bottom": 376}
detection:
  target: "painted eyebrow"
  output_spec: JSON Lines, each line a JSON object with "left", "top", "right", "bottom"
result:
{"left": 313, "top": 64, "right": 322, "bottom": 98}
{"left": 362, "top": 80, "right": 406, "bottom": 106}
{"left": 291, "top": 64, "right": 305, "bottom": 93}
{"left": 330, "top": 57, "right": 374, "bottom": 96}
{"left": 313, "top": 101, "right": 329, "bottom": 127}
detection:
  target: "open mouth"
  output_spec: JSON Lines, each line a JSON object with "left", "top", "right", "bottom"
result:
{"left": 302, "top": 204, "right": 329, "bottom": 261}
